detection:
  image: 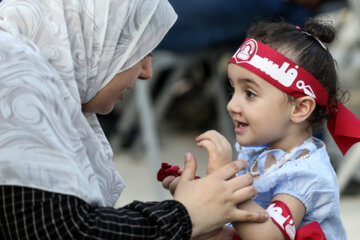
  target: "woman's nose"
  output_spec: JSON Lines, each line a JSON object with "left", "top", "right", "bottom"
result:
{"left": 139, "top": 56, "right": 152, "bottom": 80}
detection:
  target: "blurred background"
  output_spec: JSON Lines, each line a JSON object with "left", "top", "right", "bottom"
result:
{"left": 96, "top": 0, "right": 360, "bottom": 238}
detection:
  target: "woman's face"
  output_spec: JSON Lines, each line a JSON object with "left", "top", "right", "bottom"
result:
{"left": 82, "top": 54, "right": 152, "bottom": 114}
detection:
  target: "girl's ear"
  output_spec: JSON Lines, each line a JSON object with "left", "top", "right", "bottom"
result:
{"left": 291, "top": 96, "right": 316, "bottom": 124}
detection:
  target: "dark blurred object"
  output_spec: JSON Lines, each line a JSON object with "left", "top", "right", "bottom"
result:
{"left": 157, "top": 0, "right": 319, "bottom": 52}
{"left": 341, "top": 179, "right": 360, "bottom": 196}
{"left": 291, "top": 0, "right": 323, "bottom": 10}
{"left": 165, "top": 85, "right": 217, "bottom": 131}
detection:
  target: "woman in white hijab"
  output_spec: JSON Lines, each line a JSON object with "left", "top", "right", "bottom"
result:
{"left": 0, "top": 0, "right": 267, "bottom": 238}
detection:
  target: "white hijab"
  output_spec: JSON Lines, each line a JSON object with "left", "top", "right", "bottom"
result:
{"left": 0, "top": 0, "right": 177, "bottom": 207}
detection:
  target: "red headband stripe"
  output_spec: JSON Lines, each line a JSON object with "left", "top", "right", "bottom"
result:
{"left": 229, "top": 38, "right": 329, "bottom": 108}
{"left": 229, "top": 38, "right": 360, "bottom": 155}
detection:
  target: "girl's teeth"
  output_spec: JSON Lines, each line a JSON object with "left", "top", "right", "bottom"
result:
{"left": 239, "top": 123, "right": 247, "bottom": 128}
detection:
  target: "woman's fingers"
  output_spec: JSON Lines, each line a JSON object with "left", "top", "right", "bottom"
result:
{"left": 214, "top": 160, "right": 248, "bottom": 180}
{"left": 232, "top": 185, "right": 257, "bottom": 203}
{"left": 168, "top": 176, "right": 181, "bottom": 195}
{"left": 229, "top": 173, "right": 254, "bottom": 192}
{"left": 179, "top": 152, "right": 198, "bottom": 182}
{"left": 162, "top": 175, "right": 180, "bottom": 196}
{"left": 173, "top": 153, "right": 268, "bottom": 236}
{"left": 231, "top": 208, "right": 270, "bottom": 223}
{"left": 162, "top": 175, "right": 176, "bottom": 190}
{"left": 163, "top": 153, "right": 197, "bottom": 195}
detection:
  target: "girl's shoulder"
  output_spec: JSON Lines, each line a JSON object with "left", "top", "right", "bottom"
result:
{"left": 254, "top": 137, "right": 339, "bottom": 214}
{"left": 284, "top": 136, "right": 334, "bottom": 176}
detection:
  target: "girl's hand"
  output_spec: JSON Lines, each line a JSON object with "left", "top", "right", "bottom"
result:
{"left": 196, "top": 130, "right": 232, "bottom": 174}
{"left": 174, "top": 153, "right": 268, "bottom": 237}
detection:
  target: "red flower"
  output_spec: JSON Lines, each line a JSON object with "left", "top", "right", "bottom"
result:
{"left": 157, "top": 163, "right": 181, "bottom": 181}
{"left": 157, "top": 162, "right": 200, "bottom": 181}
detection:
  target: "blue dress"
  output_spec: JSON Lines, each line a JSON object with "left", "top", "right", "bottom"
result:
{"left": 235, "top": 137, "right": 347, "bottom": 240}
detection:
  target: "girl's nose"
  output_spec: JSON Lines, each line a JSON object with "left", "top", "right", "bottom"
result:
{"left": 227, "top": 95, "right": 241, "bottom": 116}
{"left": 227, "top": 96, "right": 235, "bottom": 114}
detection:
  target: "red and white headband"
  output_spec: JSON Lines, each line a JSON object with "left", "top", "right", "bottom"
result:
{"left": 229, "top": 38, "right": 360, "bottom": 155}
{"left": 229, "top": 38, "right": 329, "bottom": 107}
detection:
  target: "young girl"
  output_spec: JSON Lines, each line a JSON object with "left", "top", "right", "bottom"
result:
{"left": 157, "top": 18, "right": 360, "bottom": 239}
{"left": 194, "top": 18, "right": 360, "bottom": 239}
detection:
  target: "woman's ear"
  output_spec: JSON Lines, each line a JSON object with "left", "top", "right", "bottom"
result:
{"left": 291, "top": 96, "right": 316, "bottom": 124}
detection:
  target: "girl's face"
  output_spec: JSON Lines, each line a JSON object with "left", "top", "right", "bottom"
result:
{"left": 227, "top": 64, "right": 297, "bottom": 150}
{"left": 82, "top": 54, "right": 152, "bottom": 114}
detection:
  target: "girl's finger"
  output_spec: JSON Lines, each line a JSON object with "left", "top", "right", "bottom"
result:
{"left": 197, "top": 139, "right": 215, "bottom": 150}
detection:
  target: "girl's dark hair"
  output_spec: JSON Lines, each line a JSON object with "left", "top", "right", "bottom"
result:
{"left": 246, "top": 18, "right": 348, "bottom": 128}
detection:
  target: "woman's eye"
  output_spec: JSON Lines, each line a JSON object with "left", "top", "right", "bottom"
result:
{"left": 246, "top": 90, "right": 256, "bottom": 98}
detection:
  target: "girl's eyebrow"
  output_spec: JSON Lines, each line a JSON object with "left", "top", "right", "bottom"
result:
{"left": 229, "top": 76, "right": 261, "bottom": 88}
{"left": 243, "top": 78, "right": 261, "bottom": 88}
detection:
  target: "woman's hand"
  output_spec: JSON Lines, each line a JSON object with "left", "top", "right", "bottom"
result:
{"left": 196, "top": 130, "right": 233, "bottom": 174}
{"left": 191, "top": 225, "right": 236, "bottom": 240}
{"left": 173, "top": 152, "right": 269, "bottom": 237}
{"left": 162, "top": 130, "right": 232, "bottom": 195}
{"left": 162, "top": 175, "right": 181, "bottom": 196}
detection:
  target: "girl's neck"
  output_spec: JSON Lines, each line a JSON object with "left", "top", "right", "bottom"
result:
{"left": 268, "top": 128, "right": 312, "bottom": 153}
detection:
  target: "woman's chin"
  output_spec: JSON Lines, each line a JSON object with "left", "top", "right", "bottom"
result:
{"left": 83, "top": 103, "right": 114, "bottom": 115}
{"left": 97, "top": 105, "right": 114, "bottom": 115}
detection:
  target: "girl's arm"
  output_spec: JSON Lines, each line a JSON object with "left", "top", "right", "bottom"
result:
{"left": 233, "top": 193, "right": 305, "bottom": 240}
{"left": 196, "top": 130, "right": 306, "bottom": 239}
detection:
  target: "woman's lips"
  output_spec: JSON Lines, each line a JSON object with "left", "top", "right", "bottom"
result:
{"left": 119, "top": 88, "right": 132, "bottom": 101}
{"left": 119, "top": 93, "right": 125, "bottom": 101}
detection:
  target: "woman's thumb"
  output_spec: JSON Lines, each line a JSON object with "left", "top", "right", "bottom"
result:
{"left": 180, "top": 152, "right": 197, "bottom": 181}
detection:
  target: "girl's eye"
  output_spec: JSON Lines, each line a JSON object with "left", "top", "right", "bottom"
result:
{"left": 246, "top": 90, "right": 256, "bottom": 98}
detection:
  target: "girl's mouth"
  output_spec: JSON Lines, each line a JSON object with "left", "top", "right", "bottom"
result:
{"left": 235, "top": 121, "right": 249, "bottom": 133}
{"left": 236, "top": 121, "right": 248, "bottom": 128}
{"left": 239, "top": 122, "right": 248, "bottom": 128}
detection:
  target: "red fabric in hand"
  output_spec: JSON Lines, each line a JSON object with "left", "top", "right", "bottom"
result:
{"left": 157, "top": 163, "right": 181, "bottom": 182}
{"left": 157, "top": 162, "right": 200, "bottom": 182}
